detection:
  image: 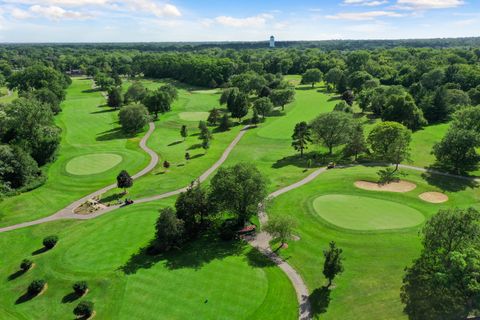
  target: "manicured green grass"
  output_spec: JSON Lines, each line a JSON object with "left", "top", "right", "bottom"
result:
{"left": 268, "top": 166, "right": 480, "bottom": 319}
{"left": 65, "top": 153, "right": 123, "bottom": 175}
{"left": 0, "top": 78, "right": 149, "bottom": 227}
{"left": 0, "top": 199, "right": 297, "bottom": 319}
{"left": 178, "top": 111, "right": 209, "bottom": 121}
{"left": 313, "top": 194, "right": 424, "bottom": 230}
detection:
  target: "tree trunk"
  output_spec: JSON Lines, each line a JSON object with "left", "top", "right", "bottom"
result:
{"left": 300, "top": 148, "right": 304, "bottom": 158}
{"left": 327, "top": 278, "right": 332, "bottom": 288}
{"left": 329, "top": 146, "right": 333, "bottom": 155}
{"left": 311, "top": 83, "right": 315, "bottom": 88}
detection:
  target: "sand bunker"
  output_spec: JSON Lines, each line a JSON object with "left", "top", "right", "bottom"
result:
{"left": 354, "top": 180, "right": 417, "bottom": 193}
{"left": 419, "top": 192, "right": 449, "bottom": 203}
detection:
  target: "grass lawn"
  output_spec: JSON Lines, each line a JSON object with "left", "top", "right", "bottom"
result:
{"left": 65, "top": 153, "right": 123, "bottom": 175}
{"left": 268, "top": 165, "right": 480, "bottom": 319}
{"left": 0, "top": 78, "right": 149, "bottom": 227}
{"left": 0, "top": 199, "right": 297, "bottom": 319}
{"left": 313, "top": 194, "right": 424, "bottom": 231}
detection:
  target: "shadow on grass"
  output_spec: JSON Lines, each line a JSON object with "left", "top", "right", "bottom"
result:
{"left": 168, "top": 140, "right": 183, "bottom": 146}
{"left": 8, "top": 269, "right": 26, "bottom": 281}
{"left": 120, "top": 235, "right": 245, "bottom": 275}
{"left": 32, "top": 247, "right": 49, "bottom": 256}
{"left": 310, "top": 286, "right": 331, "bottom": 316}
{"left": 272, "top": 152, "right": 342, "bottom": 170}
{"left": 82, "top": 88, "right": 101, "bottom": 93}
{"left": 245, "top": 248, "right": 276, "bottom": 268}
{"left": 190, "top": 154, "right": 205, "bottom": 160}
{"left": 187, "top": 143, "right": 202, "bottom": 150}
{"left": 96, "top": 127, "right": 133, "bottom": 141}
{"left": 15, "top": 292, "right": 37, "bottom": 304}
{"left": 61, "top": 292, "right": 81, "bottom": 304}
{"left": 91, "top": 108, "right": 116, "bottom": 114}
{"left": 101, "top": 193, "right": 123, "bottom": 203}
{"left": 421, "top": 169, "right": 479, "bottom": 192}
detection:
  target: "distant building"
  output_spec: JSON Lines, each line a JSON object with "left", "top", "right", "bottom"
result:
{"left": 269, "top": 36, "right": 275, "bottom": 48}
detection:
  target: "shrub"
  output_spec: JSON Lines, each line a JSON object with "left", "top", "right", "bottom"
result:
{"left": 219, "top": 219, "right": 238, "bottom": 241}
{"left": 73, "top": 301, "right": 94, "bottom": 318}
{"left": 20, "top": 259, "right": 33, "bottom": 271}
{"left": 43, "top": 235, "right": 58, "bottom": 249}
{"left": 377, "top": 167, "right": 400, "bottom": 185}
{"left": 28, "top": 279, "right": 46, "bottom": 295}
{"left": 73, "top": 281, "right": 88, "bottom": 295}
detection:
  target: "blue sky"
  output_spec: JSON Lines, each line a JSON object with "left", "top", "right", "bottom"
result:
{"left": 0, "top": 0, "right": 478, "bottom": 42}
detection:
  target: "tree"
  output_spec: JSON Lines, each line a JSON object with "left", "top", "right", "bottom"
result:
{"left": 323, "top": 241, "right": 344, "bottom": 288}
{"left": 175, "top": 182, "right": 211, "bottom": 236}
{"left": 0, "top": 145, "right": 40, "bottom": 190}
{"left": 180, "top": 125, "right": 188, "bottom": 141}
{"left": 28, "top": 279, "right": 46, "bottom": 295}
{"left": 118, "top": 104, "right": 149, "bottom": 133}
{"left": 367, "top": 121, "right": 411, "bottom": 172}
{"left": 143, "top": 89, "right": 172, "bottom": 119}
{"left": 310, "top": 112, "right": 353, "bottom": 154}
{"left": 159, "top": 84, "right": 178, "bottom": 103}
{"left": 124, "top": 81, "right": 147, "bottom": 104}
{"left": 230, "top": 92, "right": 249, "bottom": 121}
{"left": 207, "top": 108, "right": 221, "bottom": 126}
{"left": 381, "top": 93, "right": 427, "bottom": 130}
{"left": 43, "top": 235, "right": 58, "bottom": 249}
{"left": 341, "top": 90, "right": 355, "bottom": 106}
{"left": 163, "top": 160, "right": 170, "bottom": 171}
{"left": 73, "top": 301, "right": 94, "bottom": 318}
{"left": 155, "top": 207, "right": 185, "bottom": 252}
{"left": 73, "top": 281, "right": 88, "bottom": 295}
{"left": 333, "top": 101, "right": 353, "bottom": 113}
{"left": 468, "top": 85, "right": 480, "bottom": 106}
{"left": 401, "top": 208, "right": 480, "bottom": 320}
{"left": 116, "top": 170, "right": 133, "bottom": 193}
{"left": 31, "top": 88, "right": 61, "bottom": 114}
{"left": 251, "top": 109, "right": 260, "bottom": 126}
{"left": 218, "top": 114, "right": 232, "bottom": 131}
{"left": 107, "top": 87, "right": 122, "bottom": 109}
{"left": 343, "top": 122, "right": 367, "bottom": 161}
{"left": 199, "top": 121, "right": 212, "bottom": 151}
{"left": 301, "top": 68, "right": 323, "bottom": 88}
{"left": 209, "top": 163, "right": 267, "bottom": 225}
{"left": 291, "top": 121, "right": 312, "bottom": 157}
{"left": 270, "top": 88, "right": 295, "bottom": 111}
{"left": 433, "top": 128, "right": 480, "bottom": 174}
{"left": 185, "top": 152, "right": 190, "bottom": 161}
{"left": 451, "top": 106, "right": 480, "bottom": 134}
{"left": 325, "top": 67, "right": 344, "bottom": 91}
{"left": 253, "top": 97, "right": 274, "bottom": 118}
{"left": 264, "top": 216, "right": 297, "bottom": 249}
{"left": 20, "top": 259, "right": 33, "bottom": 272}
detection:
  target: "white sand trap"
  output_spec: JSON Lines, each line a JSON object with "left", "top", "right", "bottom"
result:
{"left": 354, "top": 180, "right": 417, "bottom": 193}
{"left": 419, "top": 192, "right": 449, "bottom": 203}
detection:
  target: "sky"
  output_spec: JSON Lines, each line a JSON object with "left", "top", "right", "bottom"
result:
{"left": 0, "top": 0, "right": 478, "bottom": 42}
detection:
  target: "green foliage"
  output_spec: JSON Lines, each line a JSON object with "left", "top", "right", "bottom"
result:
{"left": 230, "top": 71, "right": 267, "bottom": 95}
{"left": 107, "top": 87, "right": 123, "bottom": 109}
{"left": 323, "top": 241, "right": 344, "bottom": 287}
{"left": 142, "top": 88, "right": 173, "bottom": 119}
{"left": 94, "top": 72, "right": 115, "bottom": 91}
{"left": 124, "top": 81, "right": 147, "bottom": 104}
{"left": 341, "top": 90, "right": 355, "bottom": 106}
{"left": 253, "top": 97, "right": 274, "bottom": 117}
{"left": 175, "top": 182, "right": 211, "bottom": 236}
{"left": 333, "top": 101, "right": 352, "bottom": 113}
{"left": 73, "top": 301, "right": 94, "bottom": 317}
{"left": 377, "top": 167, "right": 400, "bottom": 185}
{"left": 155, "top": 207, "right": 185, "bottom": 252}
{"left": 28, "top": 279, "right": 46, "bottom": 295}
{"left": 218, "top": 114, "right": 232, "bottom": 131}
{"left": 180, "top": 125, "right": 188, "bottom": 140}
{"left": 264, "top": 216, "right": 297, "bottom": 247}
{"left": 116, "top": 170, "right": 133, "bottom": 192}
{"left": 381, "top": 92, "right": 427, "bottom": 130}
{"left": 0, "top": 144, "right": 40, "bottom": 190}
{"left": 209, "top": 163, "right": 268, "bottom": 225}
{"left": 251, "top": 109, "right": 260, "bottom": 126}
{"left": 301, "top": 68, "right": 323, "bottom": 88}
{"left": 367, "top": 121, "right": 411, "bottom": 168}
{"left": 310, "top": 112, "right": 353, "bottom": 154}
{"left": 20, "top": 259, "right": 33, "bottom": 271}
{"left": 207, "top": 108, "right": 221, "bottom": 126}
{"left": 73, "top": 281, "right": 88, "bottom": 295}
{"left": 291, "top": 121, "right": 312, "bottom": 157}
{"left": 43, "top": 235, "right": 58, "bottom": 249}
{"left": 270, "top": 88, "right": 295, "bottom": 111}
{"left": 118, "top": 104, "right": 149, "bottom": 133}
{"left": 343, "top": 122, "right": 367, "bottom": 161}
{"left": 401, "top": 208, "right": 480, "bottom": 320}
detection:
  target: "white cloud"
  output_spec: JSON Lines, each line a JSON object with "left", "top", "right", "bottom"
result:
{"left": 327, "top": 10, "right": 403, "bottom": 20}
{"left": 11, "top": 8, "right": 32, "bottom": 19}
{"left": 214, "top": 14, "right": 273, "bottom": 28}
{"left": 343, "top": 0, "right": 389, "bottom": 6}
{"left": 124, "top": 0, "right": 181, "bottom": 17}
{"left": 29, "top": 5, "right": 93, "bottom": 20}
{"left": 396, "top": 0, "right": 464, "bottom": 10}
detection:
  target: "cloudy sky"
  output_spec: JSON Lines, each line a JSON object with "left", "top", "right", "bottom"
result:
{"left": 0, "top": 0, "right": 478, "bottom": 42}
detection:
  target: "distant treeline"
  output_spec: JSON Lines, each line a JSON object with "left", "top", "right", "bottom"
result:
{"left": 1, "top": 37, "right": 480, "bottom": 51}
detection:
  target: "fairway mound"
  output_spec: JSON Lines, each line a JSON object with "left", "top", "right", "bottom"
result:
{"left": 178, "top": 112, "right": 209, "bottom": 121}
{"left": 354, "top": 180, "right": 416, "bottom": 193}
{"left": 419, "top": 192, "right": 449, "bottom": 203}
{"left": 66, "top": 153, "right": 122, "bottom": 175}
{"left": 313, "top": 194, "right": 424, "bottom": 231}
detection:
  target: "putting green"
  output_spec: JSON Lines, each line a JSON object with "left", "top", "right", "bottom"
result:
{"left": 179, "top": 112, "right": 209, "bottom": 121}
{"left": 313, "top": 194, "right": 424, "bottom": 230}
{"left": 66, "top": 153, "right": 123, "bottom": 175}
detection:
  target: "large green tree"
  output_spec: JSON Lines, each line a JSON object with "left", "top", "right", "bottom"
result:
{"left": 209, "top": 163, "right": 267, "bottom": 225}
{"left": 155, "top": 207, "right": 185, "bottom": 252}
{"left": 291, "top": 121, "right": 312, "bottom": 157}
{"left": 175, "top": 182, "right": 211, "bottom": 237}
{"left": 270, "top": 88, "right": 295, "bottom": 111}
{"left": 310, "top": 112, "right": 353, "bottom": 154}
{"left": 301, "top": 68, "right": 323, "bottom": 88}
{"left": 401, "top": 208, "right": 480, "bottom": 320}
{"left": 323, "top": 241, "right": 344, "bottom": 288}
{"left": 118, "top": 104, "right": 149, "bottom": 133}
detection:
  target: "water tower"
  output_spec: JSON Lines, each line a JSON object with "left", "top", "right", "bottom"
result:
{"left": 269, "top": 35, "right": 275, "bottom": 48}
